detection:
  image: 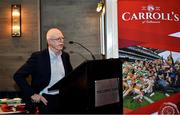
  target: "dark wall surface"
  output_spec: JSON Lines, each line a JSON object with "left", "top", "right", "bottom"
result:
{"left": 40, "top": 0, "right": 102, "bottom": 68}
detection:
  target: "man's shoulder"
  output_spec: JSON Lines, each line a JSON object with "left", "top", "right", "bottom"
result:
{"left": 31, "top": 49, "right": 48, "bottom": 56}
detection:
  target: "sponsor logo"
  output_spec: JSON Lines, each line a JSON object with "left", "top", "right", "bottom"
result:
{"left": 121, "top": 4, "right": 179, "bottom": 24}
{"left": 158, "top": 102, "right": 180, "bottom": 114}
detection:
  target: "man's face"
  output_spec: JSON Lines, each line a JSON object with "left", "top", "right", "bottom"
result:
{"left": 49, "top": 36, "right": 64, "bottom": 51}
{"left": 47, "top": 29, "right": 64, "bottom": 52}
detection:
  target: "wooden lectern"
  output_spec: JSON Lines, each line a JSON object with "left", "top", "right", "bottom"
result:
{"left": 49, "top": 58, "right": 122, "bottom": 113}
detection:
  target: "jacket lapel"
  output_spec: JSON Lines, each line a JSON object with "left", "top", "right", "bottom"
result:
{"left": 42, "top": 49, "right": 51, "bottom": 84}
{"left": 61, "top": 52, "right": 67, "bottom": 76}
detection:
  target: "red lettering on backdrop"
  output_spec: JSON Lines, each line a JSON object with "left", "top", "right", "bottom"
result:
{"left": 118, "top": 0, "right": 180, "bottom": 52}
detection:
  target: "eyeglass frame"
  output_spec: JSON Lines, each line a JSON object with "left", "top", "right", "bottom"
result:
{"left": 50, "top": 37, "right": 64, "bottom": 42}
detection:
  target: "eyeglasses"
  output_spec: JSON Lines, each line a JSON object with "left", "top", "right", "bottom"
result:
{"left": 50, "top": 37, "right": 64, "bottom": 42}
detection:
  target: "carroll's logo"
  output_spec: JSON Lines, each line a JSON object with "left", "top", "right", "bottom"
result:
{"left": 147, "top": 5, "right": 154, "bottom": 12}
{"left": 121, "top": 4, "right": 180, "bottom": 24}
{"left": 142, "top": 4, "right": 160, "bottom": 12}
{"left": 158, "top": 102, "right": 180, "bottom": 114}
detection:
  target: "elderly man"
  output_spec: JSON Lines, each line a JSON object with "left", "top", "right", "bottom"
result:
{"left": 14, "top": 28, "right": 73, "bottom": 113}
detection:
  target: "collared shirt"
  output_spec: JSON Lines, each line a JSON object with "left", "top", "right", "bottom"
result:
{"left": 40, "top": 48, "right": 65, "bottom": 95}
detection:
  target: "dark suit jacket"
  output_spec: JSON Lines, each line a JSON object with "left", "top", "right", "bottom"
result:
{"left": 14, "top": 49, "right": 73, "bottom": 102}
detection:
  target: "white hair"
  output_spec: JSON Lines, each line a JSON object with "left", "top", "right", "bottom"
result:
{"left": 46, "top": 28, "right": 64, "bottom": 40}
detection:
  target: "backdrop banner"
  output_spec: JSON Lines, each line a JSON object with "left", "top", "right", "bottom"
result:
{"left": 118, "top": 0, "right": 180, "bottom": 52}
{"left": 118, "top": 1, "right": 180, "bottom": 114}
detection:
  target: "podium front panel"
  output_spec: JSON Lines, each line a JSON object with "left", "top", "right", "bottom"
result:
{"left": 50, "top": 58, "right": 122, "bottom": 113}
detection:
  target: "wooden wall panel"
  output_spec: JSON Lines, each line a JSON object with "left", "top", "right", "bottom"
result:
{"left": 0, "top": 0, "right": 40, "bottom": 91}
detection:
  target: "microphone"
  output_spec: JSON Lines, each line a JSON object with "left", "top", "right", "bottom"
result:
{"left": 69, "top": 50, "right": 88, "bottom": 61}
{"left": 69, "top": 41, "right": 96, "bottom": 60}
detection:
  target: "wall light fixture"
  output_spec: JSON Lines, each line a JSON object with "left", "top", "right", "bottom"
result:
{"left": 96, "top": 0, "right": 104, "bottom": 12}
{"left": 11, "top": 4, "right": 21, "bottom": 37}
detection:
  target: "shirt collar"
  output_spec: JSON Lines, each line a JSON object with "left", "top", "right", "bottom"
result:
{"left": 48, "top": 47, "right": 62, "bottom": 59}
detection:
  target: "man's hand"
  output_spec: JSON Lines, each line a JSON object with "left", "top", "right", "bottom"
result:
{"left": 31, "top": 94, "right": 48, "bottom": 105}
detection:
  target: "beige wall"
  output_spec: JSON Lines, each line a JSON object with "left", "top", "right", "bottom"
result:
{"left": 0, "top": 0, "right": 40, "bottom": 91}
